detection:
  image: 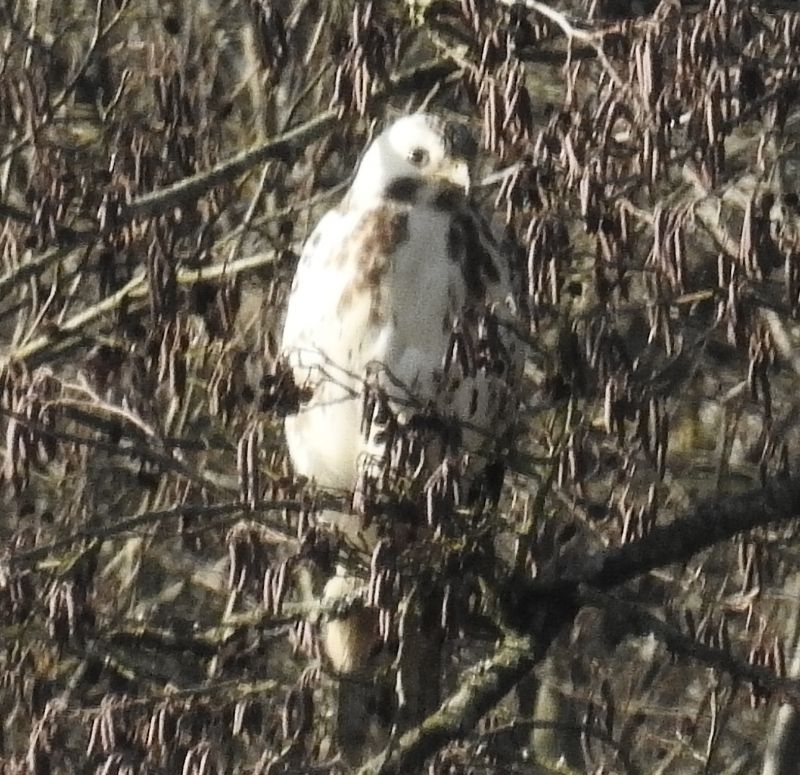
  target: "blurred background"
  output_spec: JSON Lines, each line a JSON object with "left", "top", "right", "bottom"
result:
{"left": 3, "top": 0, "right": 800, "bottom": 772}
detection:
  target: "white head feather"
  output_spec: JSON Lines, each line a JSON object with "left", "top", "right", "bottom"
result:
{"left": 348, "top": 114, "right": 474, "bottom": 205}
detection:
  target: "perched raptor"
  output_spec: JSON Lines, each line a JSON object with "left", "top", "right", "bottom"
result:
{"left": 280, "top": 112, "right": 525, "bottom": 754}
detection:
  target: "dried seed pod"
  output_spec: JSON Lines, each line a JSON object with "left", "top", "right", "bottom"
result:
{"left": 271, "top": 560, "right": 289, "bottom": 615}
{"left": 773, "top": 636, "right": 786, "bottom": 678}
{"left": 684, "top": 608, "right": 696, "bottom": 640}
{"left": 282, "top": 685, "right": 313, "bottom": 740}
{"left": 360, "top": 382, "right": 376, "bottom": 438}
{"left": 87, "top": 713, "right": 104, "bottom": 756}
{"left": 237, "top": 433, "right": 250, "bottom": 506}
{"left": 718, "top": 615, "right": 731, "bottom": 654}
{"left": 264, "top": 564, "right": 278, "bottom": 614}
{"left": 227, "top": 522, "right": 272, "bottom": 594}
{"left": 250, "top": 0, "right": 288, "bottom": 73}
{"left": 5, "top": 416, "right": 31, "bottom": 493}
{"left": 600, "top": 679, "right": 615, "bottom": 736}
{"left": 620, "top": 503, "right": 636, "bottom": 544}
{"left": 247, "top": 425, "right": 261, "bottom": 508}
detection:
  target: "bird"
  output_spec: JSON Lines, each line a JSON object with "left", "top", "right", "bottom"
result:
{"left": 280, "top": 112, "right": 525, "bottom": 757}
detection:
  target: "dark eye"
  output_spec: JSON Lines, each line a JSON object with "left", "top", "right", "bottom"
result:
{"left": 408, "top": 147, "right": 429, "bottom": 166}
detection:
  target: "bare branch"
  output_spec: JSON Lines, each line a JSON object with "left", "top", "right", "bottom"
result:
{"left": 580, "top": 587, "right": 800, "bottom": 706}
{"left": 3, "top": 251, "right": 279, "bottom": 364}
{"left": 124, "top": 59, "right": 457, "bottom": 222}
{"left": 357, "top": 632, "right": 540, "bottom": 775}
{"left": 7, "top": 496, "right": 341, "bottom": 570}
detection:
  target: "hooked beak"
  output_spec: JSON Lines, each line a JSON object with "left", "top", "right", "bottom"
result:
{"left": 435, "top": 159, "right": 471, "bottom": 195}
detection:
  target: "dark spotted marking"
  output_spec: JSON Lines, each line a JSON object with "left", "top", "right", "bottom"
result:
{"left": 385, "top": 177, "right": 423, "bottom": 203}
{"left": 432, "top": 184, "right": 465, "bottom": 212}
{"left": 447, "top": 212, "right": 501, "bottom": 300}
{"left": 357, "top": 208, "right": 410, "bottom": 278}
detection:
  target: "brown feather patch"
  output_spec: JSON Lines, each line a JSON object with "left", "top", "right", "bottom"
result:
{"left": 337, "top": 206, "right": 410, "bottom": 323}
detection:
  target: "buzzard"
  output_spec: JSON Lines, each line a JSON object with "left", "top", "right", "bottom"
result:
{"left": 280, "top": 113, "right": 525, "bottom": 753}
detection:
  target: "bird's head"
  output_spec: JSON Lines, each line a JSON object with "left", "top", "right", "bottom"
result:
{"left": 349, "top": 114, "right": 476, "bottom": 204}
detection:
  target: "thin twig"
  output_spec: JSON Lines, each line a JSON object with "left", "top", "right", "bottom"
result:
{"left": 6, "top": 497, "right": 338, "bottom": 570}
{"left": 3, "top": 251, "right": 280, "bottom": 363}
{"left": 6, "top": 271, "right": 146, "bottom": 362}
{"left": 0, "top": 241, "right": 94, "bottom": 304}
{"left": 500, "top": 0, "right": 636, "bottom": 106}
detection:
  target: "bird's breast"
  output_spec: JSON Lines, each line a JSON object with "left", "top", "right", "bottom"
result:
{"left": 281, "top": 199, "right": 516, "bottom": 492}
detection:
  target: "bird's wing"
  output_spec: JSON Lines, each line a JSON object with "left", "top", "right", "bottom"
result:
{"left": 282, "top": 207, "right": 352, "bottom": 378}
{"left": 424, "top": 202, "right": 525, "bottom": 447}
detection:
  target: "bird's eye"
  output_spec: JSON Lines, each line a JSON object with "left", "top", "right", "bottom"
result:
{"left": 408, "top": 147, "right": 429, "bottom": 166}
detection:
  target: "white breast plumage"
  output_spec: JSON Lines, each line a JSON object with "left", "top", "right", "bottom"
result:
{"left": 281, "top": 164, "right": 523, "bottom": 497}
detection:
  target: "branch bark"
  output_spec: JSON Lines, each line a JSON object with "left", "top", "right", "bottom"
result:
{"left": 357, "top": 473, "right": 800, "bottom": 774}
{"left": 580, "top": 586, "right": 800, "bottom": 706}
{"left": 510, "top": 472, "right": 800, "bottom": 626}
{"left": 357, "top": 631, "right": 543, "bottom": 775}
{"left": 123, "top": 59, "right": 456, "bottom": 222}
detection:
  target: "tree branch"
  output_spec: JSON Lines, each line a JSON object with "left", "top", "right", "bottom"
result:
{"left": 500, "top": 0, "right": 635, "bottom": 104}
{"left": 123, "top": 59, "right": 457, "bottom": 222}
{"left": 4, "top": 250, "right": 279, "bottom": 364}
{"left": 579, "top": 587, "right": 800, "bottom": 705}
{"left": 125, "top": 111, "right": 337, "bottom": 221}
{"left": 510, "top": 473, "right": 800, "bottom": 625}
{"left": 357, "top": 631, "right": 542, "bottom": 775}
{"left": 357, "top": 473, "right": 800, "bottom": 774}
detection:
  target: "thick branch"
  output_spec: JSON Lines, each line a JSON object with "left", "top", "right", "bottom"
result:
{"left": 125, "top": 111, "right": 336, "bottom": 220}
{"left": 510, "top": 473, "right": 800, "bottom": 626}
{"left": 4, "top": 250, "right": 278, "bottom": 364}
{"left": 591, "top": 476, "right": 800, "bottom": 589}
{"left": 0, "top": 241, "right": 93, "bottom": 303}
{"left": 0, "top": 202, "right": 90, "bottom": 244}
{"left": 357, "top": 632, "right": 542, "bottom": 775}
{"left": 580, "top": 587, "right": 800, "bottom": 705}
{"left": 123, "top": 59, "right": 456, "bottom": 222}
{"left": 363, "top": 474, "right": 800, "bottom": 774}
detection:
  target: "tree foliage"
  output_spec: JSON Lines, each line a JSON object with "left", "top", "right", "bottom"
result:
{"left": 2, "top": 0, "right": 800, "bottom": 773}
